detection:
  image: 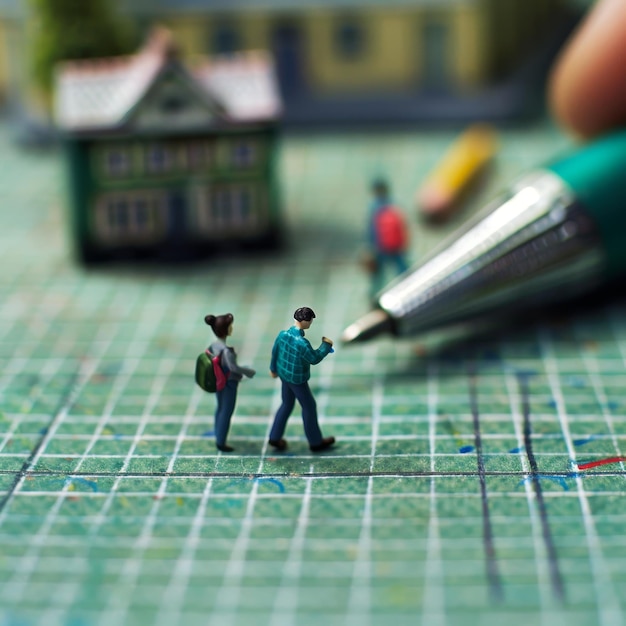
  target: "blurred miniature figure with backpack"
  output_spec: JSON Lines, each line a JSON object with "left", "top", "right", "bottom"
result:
{"left": 199, "top": 313, "right": 256, "bottom": 452}
{"left": 362, "top": 179, "right": 410, "bottom": 301}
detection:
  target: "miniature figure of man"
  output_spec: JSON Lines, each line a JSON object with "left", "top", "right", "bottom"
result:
{"left": 365, "top": 178, "right": 409, "bottom": 301}
{"left": 269, "top": 307, "right": 335, "bottom": 452}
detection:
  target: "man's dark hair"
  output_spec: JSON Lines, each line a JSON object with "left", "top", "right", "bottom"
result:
{"left": 294, "top": 307, "right": 316, "bottom": 322}
{"left": 371, "top": 178, "right": 389, "bottom": 198}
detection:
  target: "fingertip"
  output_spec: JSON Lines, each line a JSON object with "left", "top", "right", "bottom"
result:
{"left": 549, "top": 0, "right": 626, "bottom": 138}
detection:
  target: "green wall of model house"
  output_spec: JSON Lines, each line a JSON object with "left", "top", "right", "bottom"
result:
{"left": 64, "top": 126, "right": 281, "bottom": 261}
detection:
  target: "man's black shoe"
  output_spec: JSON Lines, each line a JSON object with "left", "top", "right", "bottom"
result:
{"left": 310, "top": 436, "right": 335, "bottom": 452}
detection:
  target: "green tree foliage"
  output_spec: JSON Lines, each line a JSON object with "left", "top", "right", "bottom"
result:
{"left": 30, "top": 0, "right": 136, "bottom": 95}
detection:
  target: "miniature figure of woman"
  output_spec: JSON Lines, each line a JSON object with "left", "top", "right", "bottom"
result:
{"left": 205, "top": 313, "right": 256, "bottom": 452}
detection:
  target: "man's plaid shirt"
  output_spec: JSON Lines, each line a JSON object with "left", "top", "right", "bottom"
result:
{"left": 270, "top": 326, "right": 332, "bottom": 384}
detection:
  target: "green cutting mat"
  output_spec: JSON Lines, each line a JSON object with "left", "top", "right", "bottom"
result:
{"left": 1, "top": 119, "right": 626, "bottom": 626}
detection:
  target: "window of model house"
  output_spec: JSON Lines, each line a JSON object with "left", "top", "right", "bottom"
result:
{"left": 232, "top": 140, "right": 256, "bottom": 168}
{"left": 213, "top": 187, "right": 232, "bottom": 227}
{"left": 106, "top": 198, "right": 130, "bottom": 235}
{"left": 103, "top": 145, "right": 132, "bottom": 178}
{"left": 334, "top": 17, "right": 366, "bottom": 60}
{"left": 96, "top": 193, "right": 164, "bottom": 242}
{"left": 194, "top": 184, "right": 260, "bottom": 234}
{"left": 146, "top": 143, "right": 175, "bottom": 174}
{"left": 230, "top": 185, "right": 256, "bottom": 226}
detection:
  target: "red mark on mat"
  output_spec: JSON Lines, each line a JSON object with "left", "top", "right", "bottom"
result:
{"left": 577, "top": 456, "right": 626, "bottom": 470}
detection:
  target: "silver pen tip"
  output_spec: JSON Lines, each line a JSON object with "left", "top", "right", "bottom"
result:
{"left": 341, "top": 309, "right": 393, "bottom": 344}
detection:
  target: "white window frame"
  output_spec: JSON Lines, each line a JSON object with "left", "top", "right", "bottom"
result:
{"left": 146, "top": 143, "right": 175, "bottom": 175}
{"left": 94, "top": 191, "right": 166, "bottom": 244}
{"left": 193, "top": 183, "right": 264, "bottom": 237}
{"left": 232, "top": 140, "right": 256, "bottom": 168}
{"left": 102, "top": 145, "right": 132, "bottom": 178}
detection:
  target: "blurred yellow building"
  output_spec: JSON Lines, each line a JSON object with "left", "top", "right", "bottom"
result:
{"left": 128, "top": 0, "right": 567, "bottom": 96}
{"left": 0, "top": 0, "right": 25, "bottom": 106}
{"left": 0, "top": 0, "right": 588, "bottom": 124}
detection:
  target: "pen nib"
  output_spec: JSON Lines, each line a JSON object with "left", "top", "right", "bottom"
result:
{"left": 341, "top": 309, "right": 393, "bottom": 344}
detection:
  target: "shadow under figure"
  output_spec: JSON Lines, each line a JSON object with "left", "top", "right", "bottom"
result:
{"left": 205, "top": 313, "right": 256, "bottom": 452}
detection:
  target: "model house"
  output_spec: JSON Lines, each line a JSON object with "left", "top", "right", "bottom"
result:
{"left": 54, "top": 28, "right": 282, "bottom": 263}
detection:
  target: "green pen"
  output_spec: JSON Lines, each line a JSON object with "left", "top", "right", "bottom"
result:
{"left": 342, "top": 130, "right": 626, "bottom": 343}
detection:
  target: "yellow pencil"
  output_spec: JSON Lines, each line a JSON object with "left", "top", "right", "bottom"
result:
{"left": 417, "top": 124, "right": 498, "bottom": 221}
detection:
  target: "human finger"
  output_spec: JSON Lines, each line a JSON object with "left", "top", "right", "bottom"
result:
{"left": 549, "top": 0, "right": 626, "bottom": 138}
